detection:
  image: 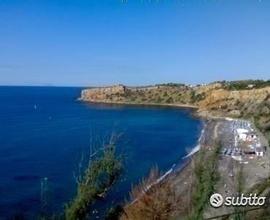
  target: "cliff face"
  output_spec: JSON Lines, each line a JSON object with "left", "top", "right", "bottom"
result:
{"left": 80, "top": 83, "right": 269, "bottom": 110}
{"left": 197, "top": 86, "right": 270, "bottom": 115}
{"left": 198, "top": 87, "right": 270, "bottom": 108}
{"left": 80, "top": 84, "right": 193, "bottom": 104}
{"left": 81, "top": 85, "right": 126, "bottom": 102}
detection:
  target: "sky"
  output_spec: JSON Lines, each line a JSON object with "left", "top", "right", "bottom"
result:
{"left": 0, "top": 0, "right": 269, "bottom": 86}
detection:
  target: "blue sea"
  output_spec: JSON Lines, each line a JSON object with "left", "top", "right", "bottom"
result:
{"left": 0, "top": 86, "right": 202, "bottom": 219}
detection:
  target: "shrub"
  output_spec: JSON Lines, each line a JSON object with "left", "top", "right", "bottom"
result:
{"left": 188, "top": 144, "right": 220, "bottom": 220}
{"left": 224, "top": 80, "right": 270, "bottom": 91}
{"left": 65, "top": 142, "right": 122, "bottom": 220}
{"left": 122, "top": 167, "right": 184, "bottom": 220}
{"left": 165, "top": 97, "right": 173, "bottom": 103}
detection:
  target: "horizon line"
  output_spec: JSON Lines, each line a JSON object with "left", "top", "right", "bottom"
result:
{"left": 0, "top": 78, "right": 270, "bottom": 88}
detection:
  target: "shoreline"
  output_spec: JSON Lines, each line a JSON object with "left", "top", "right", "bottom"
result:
{"left": 183, "top": 122, "right": 206, "bottom": 158}
{"left": 79, "top": 99, "right": 227, "bottom": 121}
{"left": 78, "top": 99, "right": 198, "bottom": 109}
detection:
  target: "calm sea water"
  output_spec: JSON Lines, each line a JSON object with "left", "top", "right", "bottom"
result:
{"left": 0, "top": 86, "right": 202, "bottom": 219}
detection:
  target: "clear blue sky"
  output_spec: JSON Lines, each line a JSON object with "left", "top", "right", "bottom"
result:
{"left": 0, "top": 0, "right": 269, "bottom": 86}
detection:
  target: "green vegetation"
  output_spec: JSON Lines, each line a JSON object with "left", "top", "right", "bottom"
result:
{"left": 233, "top": 166, "right": 246, "bottom": 220}
{"left": 155, "top": 83, "right": 186, "bottom": 87}
{"left": 190, "top": 91, "right": 206, "bottom": 103}
{"left": 65, "top": 143, "right": 122, "bottom": 220}
{"left": 248, "top": 176, "right": 270, "bottom": 196}
{"left": 188, "top": 144, "right": 221, "bottom": 220}
{"left": 165, "top": 97, "right": 173, "bottom": 103}
{"left": 109, "top": 84, "right": 196, "bottom": 105}
{"left": 224, "top": 80, "right": 270, "bottom": 91}
{"left": 237, "top": 165, "right": 244, "bottom": 193}
{"left": 254, "top": 189, "right": 270, "bottom": 220}
{"left": 252, "top": 113, "right": 270, "bottom": 147}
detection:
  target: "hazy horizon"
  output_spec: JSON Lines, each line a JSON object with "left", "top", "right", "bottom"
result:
{"left": 1, "top": 77, "right": 270, "bottom": 88}
{"left": 1, "top": 0, "right": 270, "bottom": 86}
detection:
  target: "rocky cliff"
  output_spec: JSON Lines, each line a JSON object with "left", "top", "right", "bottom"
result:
{"left": 81, "top": 82, "right": 270, "bottom": 114}
{"left": 197, "top": 85, "right": 270, "bottom": 114}
{"left": 80, "top": 84, "right": 193, "bottom": 104}
{"left": 80, "top": 85, "right": 127, "bottom": 102}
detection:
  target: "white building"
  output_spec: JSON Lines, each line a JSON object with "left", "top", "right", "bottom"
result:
{"left": 255, "top": 147, "right": 265, "bottom": 157}
{"left": 236, "top": 128, "right": 249, "bottom": 141}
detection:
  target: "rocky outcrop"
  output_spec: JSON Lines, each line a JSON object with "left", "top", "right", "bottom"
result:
{"left": 80, "top": 84, "right": 192, "bottom": 104}
{"left": 198, "top": 87, "right": 270, "bottom": 108}
{"left": 80, "top": 85, "right": 126, "bottom": 102}
{"left": 197, "top": 87, "right": 270, "bottom": 114}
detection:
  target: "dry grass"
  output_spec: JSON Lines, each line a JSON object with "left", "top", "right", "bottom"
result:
{"left": 121, "top": 167, "right": 184, "bottom": 220}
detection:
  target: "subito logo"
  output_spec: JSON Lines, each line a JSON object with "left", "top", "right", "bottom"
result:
{"left": 210, "top": 193, "right": 224, "bottom": 208}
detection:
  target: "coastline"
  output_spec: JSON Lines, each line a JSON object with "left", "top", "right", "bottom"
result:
{"left": 183, "top": 122, "right": 206, "bottom": 158}
{"left": 78, "top": 99, "right": 198, "bottom": 109}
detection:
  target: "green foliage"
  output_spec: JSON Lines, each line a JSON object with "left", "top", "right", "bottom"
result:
{"left": 155, "top": 96, "right": 163, "bottom": 103}
{"left": 249, "top": 176, "right": 270, "bottom": 196}
{"left": 224, "top": 80, "right": 270, "bottom": 91}
{"left": 65, "top": 144, "right": 122, "bottom": 220}
{"left": 155, "top": 83, "right": 186, "bottom": 87}
{"left": 188, "top": 144, "right": 221, "bottom": 220}
{"left": 237, "top": 166, "right": 244, "bottom": 193}
{"left": 234, "top": 166, "right": 246, "bottom": 220}
{"left": 190, "top": 91, "right": 206, "bottom": 104}
{"left": 165, "top": 97, "right": 173, "bottom": 103}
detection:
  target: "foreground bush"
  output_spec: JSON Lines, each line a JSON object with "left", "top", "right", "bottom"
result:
{"left": 188, "top": 144, "right": 220, "bottom": 220}
{"left": 122, "top": 168, "right": 183, "bottom": 220}
{"left": 65, "top": 143, "right": 122, "bottom": 220}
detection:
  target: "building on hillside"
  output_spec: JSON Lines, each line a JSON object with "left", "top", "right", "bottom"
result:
{"left": 246, "top": 132, "right": 257, "bottom": 142}
{"left": 236, "top": 128, "right": 249, "bottom": 141}
{"left": 255, "top": 147, "right": 265, "bottom": 157}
